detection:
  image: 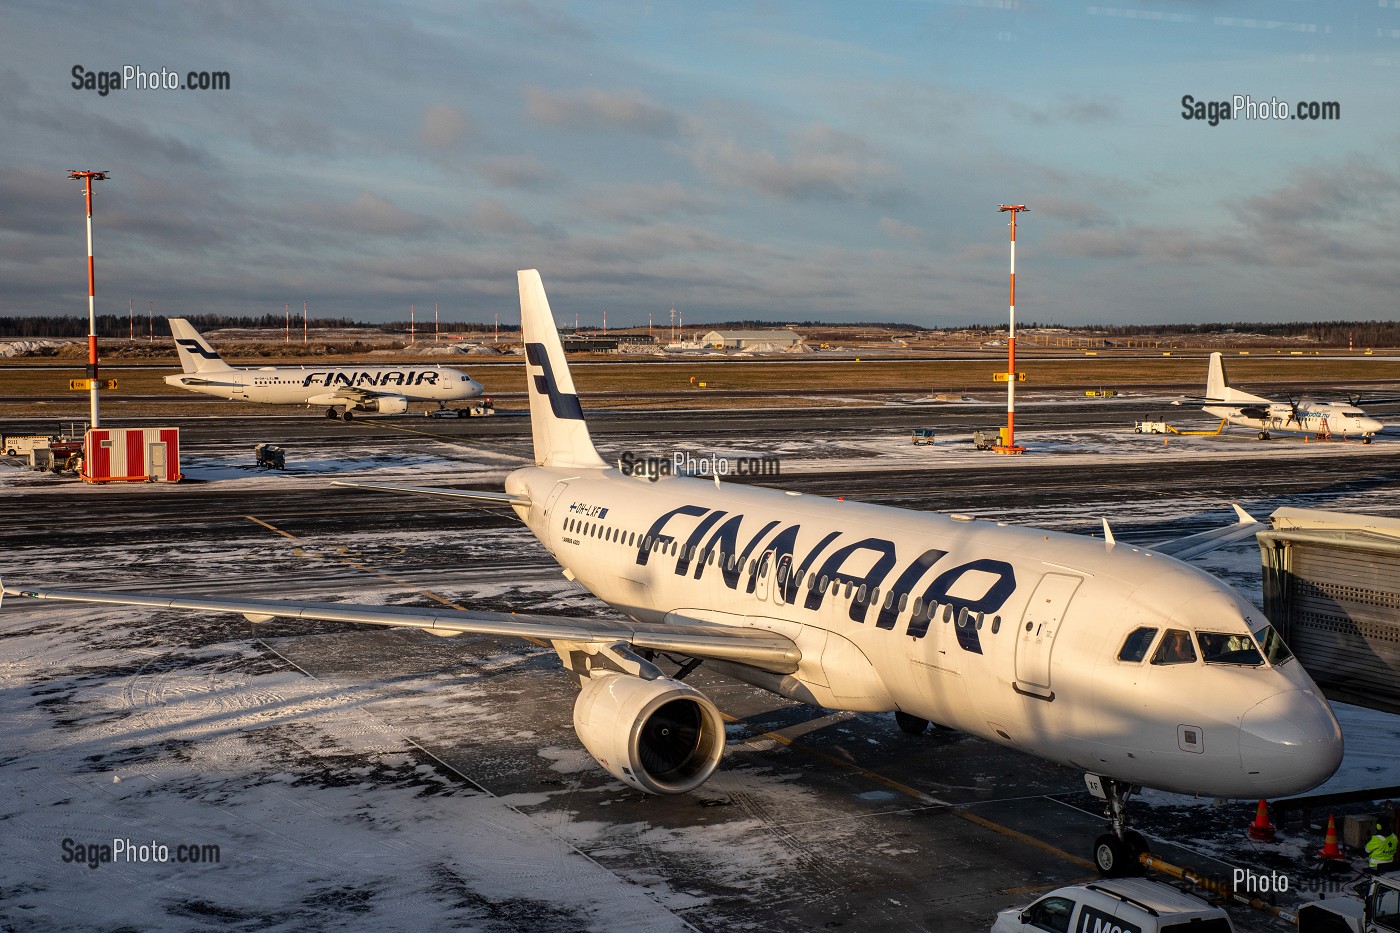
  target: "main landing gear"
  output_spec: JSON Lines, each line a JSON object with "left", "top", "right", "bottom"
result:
{"left": 1087, "top": 775, "right": 1149, "bottom": 877}
{"left": 324, "top": 407, "right": 354, "bottom": 421}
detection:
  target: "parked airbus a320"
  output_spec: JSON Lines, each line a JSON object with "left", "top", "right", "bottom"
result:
{"left": 164, "top": 318, "right": 485, "bottom": 419}
{"left": 4, "top": 272, "right": 1343, "bottom": 876}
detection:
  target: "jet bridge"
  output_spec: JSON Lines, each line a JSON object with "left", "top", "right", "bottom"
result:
{"left": 1258, "top": 507, "right": 1400, "bottom": 714}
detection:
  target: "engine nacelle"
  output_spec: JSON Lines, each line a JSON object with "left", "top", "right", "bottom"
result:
{"left": 356, "top": 394, "right": 409, "bottom": 414}
{"left": 572, "top": 673, "right": 726, "bottom": 794}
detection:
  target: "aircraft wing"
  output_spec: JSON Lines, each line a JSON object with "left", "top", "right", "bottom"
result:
{"left": 331, "top": 480, "right": 530, "bottom": 507}
{"left": 1148, "top": 503, "right": 1261, "bottom": 561}
{"left": 0, "top": 583, "right": 800, "bottom": 674}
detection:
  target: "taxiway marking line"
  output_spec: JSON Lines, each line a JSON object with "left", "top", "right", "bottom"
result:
{"left": 245, "top": 515, "right": 297, "bottom": 540}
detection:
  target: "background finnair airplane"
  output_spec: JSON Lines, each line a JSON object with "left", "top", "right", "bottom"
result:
{"left": 1198, "top": 351, "right": 1385, "bottom": 442}
{"left": 164, "top": 318, "right": 485, "bottom": 419}
{"left": 5, "top": 272, "right": 1342, "bottom": 877}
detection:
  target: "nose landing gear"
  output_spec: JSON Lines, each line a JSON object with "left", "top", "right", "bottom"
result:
{"left": 1087, "top": 774, "right": 1150, "bottom": 877}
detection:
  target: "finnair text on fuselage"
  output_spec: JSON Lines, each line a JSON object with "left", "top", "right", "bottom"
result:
{"left": 630, "top": 502, "right": 1013, "bottom": 645}
{"left": 301, "top": 370, "right": 442, "bottom": 388}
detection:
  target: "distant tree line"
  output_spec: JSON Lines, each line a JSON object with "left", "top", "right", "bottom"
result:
{"left": 2, "top": 314, "right": 1397, "bottom": 346}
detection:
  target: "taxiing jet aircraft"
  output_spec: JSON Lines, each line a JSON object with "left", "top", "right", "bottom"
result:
{"left": 1198, "top": 352, "right": 1385, "bottom": 442}
{"left": 5, "top": 273, "right": 1343, "bottom": 877}
{"left": 164, "top": 318, "right": 485, "bottom": 419}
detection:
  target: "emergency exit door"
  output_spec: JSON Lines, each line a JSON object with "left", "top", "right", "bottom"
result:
{"left": 1015, "top": 573, "right": 1082, "bottom": 696}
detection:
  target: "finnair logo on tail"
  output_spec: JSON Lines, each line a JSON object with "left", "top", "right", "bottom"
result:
{"left": 175, "top": 338, "right": 221, "bottom": 360}
{"left": 525, "top": 343, "right": 585, "bottom": 421}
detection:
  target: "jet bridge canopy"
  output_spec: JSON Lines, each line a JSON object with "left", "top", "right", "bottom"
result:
{"left": 1258, "top": 506, "right": 1400, "bottom": 714}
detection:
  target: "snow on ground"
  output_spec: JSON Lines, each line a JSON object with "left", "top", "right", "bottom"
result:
{"left": 3, "top": 415, "right": 1399, "bottom": 929}
{"left": 0, "top": 599, "right": 692, "bottom": 933}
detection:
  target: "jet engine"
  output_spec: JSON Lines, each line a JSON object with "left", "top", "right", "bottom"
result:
{"left": 357, "top": 395, "right": 409, "bottom": 414}
{"left": 572, "top": 672, "right": 726, "bottom": 794}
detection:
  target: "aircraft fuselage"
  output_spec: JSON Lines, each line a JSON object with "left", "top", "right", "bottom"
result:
{"left": 164, "top": 365, "right": 483, "bottom": 406}
{"left": 506, "top": 465, "right": 1342, "bottom": 800}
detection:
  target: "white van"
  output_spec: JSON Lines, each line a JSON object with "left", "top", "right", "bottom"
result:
{"left": 991, "top": 878, "right": 1234, "bottom": 933}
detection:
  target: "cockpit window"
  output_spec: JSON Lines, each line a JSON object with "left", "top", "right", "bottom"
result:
{"left": 1151, "top": 628, "right": 1197, "bottom": 665}
{"left": 1253, "top": 624, "right": 1294, "bottom": 665}
{"left": 1117, "top": 627, "right": 1159, "bottom": 663}
{"left": 1196, "top": 631, "right": 1264, "bottom": 666}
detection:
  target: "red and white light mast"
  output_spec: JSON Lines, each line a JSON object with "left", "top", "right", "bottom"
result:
{"left": 995, "top": 204, "right": 1028, "bottom": 455}
{"left": 70, "top": 170, "right": 109, "bottom": 427}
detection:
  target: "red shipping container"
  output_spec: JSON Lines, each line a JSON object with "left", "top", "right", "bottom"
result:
{"left": 82, "top": 427, "right": 182, "bottom": 483}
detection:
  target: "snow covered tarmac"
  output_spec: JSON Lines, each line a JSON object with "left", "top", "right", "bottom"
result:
{"left": 3, "top": 409, "right": 1399, "bottom": 931}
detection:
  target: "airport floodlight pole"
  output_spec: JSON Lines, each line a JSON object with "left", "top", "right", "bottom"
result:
{"left": 129, "top": 298, "right": 133, "bottom": 341}
{"left": 411, "top": 303, "right": 416, "bottom": 344}
{"left": 435, "top": 301, "right": 439, "bottom": 343}
{"left": 70, "top": 170, "right": 109, "bottom": 427}
{"left": 995, "top": 204, "right": 1028, "bottom": 455}
{"left": 303, "top": 300, "right": 307, "bottom": 344}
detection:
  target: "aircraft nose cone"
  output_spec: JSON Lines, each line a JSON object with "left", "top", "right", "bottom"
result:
{"left": 468, "top": 379, "right": 484, "bottom": 396}
{"left": 1361, "top": 418, "right": 1384, "bottom": 434}
{"left": 1239, "top": 690, "right": 1342, "bottom": 796}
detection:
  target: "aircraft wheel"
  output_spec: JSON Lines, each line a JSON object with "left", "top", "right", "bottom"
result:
{"left": 1363, "top": 436, "right": 1373, "bottom": 445}
{"left": 342, "top": 410, "right": 355, "bottom": 421}
{"left": 1258, "top": 431, "right": 1270, "bottom": 440}
{"left": 325, "top": 407, "right": 338, "bottom": 419}
{"left": 1093, "top": 834, "right": 1134, "bottom": 877}
{"left": 894, "top": 711, "right": 929, "bottom": 735}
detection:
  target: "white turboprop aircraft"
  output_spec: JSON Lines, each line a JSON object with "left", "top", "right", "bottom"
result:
{"left": 1198, "top": 351, "right": 1385, "bottom": 442}
{"left": 164, "top": 318, "right": 485, "bottom": 419}
{"left": 5, "top": 272, "right": 1343, "bottom": 877}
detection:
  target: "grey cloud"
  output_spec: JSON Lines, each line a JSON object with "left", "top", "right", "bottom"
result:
{"left": 577, "top": 182, "right": 717, "bottom": 224}
{"left": 1231, "top": 154, "right": 1400, "bottom": 226}
{"left": 879, "top": 217, "right": 923, "bottom": 241}
{"left": 525, "top": 86, "right": 679, "bottom": 136}
{"left": 478, "top": 156, "right": 560, "bottom": 191}
{"left": 691, "top": 122, "right": 900, "bottom": 203}
{"left": 312, "top": 191, "right": 437, "bottom": 237}
{"left": 420, "top": 103, "right": 473, "bottom": 151}
{"left": 470, "top": 199, "right": 555, "bottom": 237}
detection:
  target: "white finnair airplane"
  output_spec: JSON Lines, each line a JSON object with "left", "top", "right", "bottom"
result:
{"left": 164, "top": 318, "right": 485, "bottom": 419}
{"left": 5, "top": 272, "right": 1342, "bottom": 877}
{"left": 1199, "top": 351, "right": 1385, "bottom": 442}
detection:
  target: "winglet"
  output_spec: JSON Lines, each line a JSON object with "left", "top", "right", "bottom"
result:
{"left": 1230, "top": 502, "right": 1257, "bottom": 525}
{"left": 1101, "top": 518, "right": 1116, "bottom": 547}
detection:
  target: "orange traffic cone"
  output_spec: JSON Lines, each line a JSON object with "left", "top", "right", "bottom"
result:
{"left": 1318, "top": 814, "right": 1344, "bottom": 860}
{"left": 1248, "top": 800, "right": 1276, "bottom": 841}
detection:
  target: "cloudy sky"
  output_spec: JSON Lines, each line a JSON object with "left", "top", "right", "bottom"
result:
{"left": 3, "top": 1, "right": 1399, "bottom": 327}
